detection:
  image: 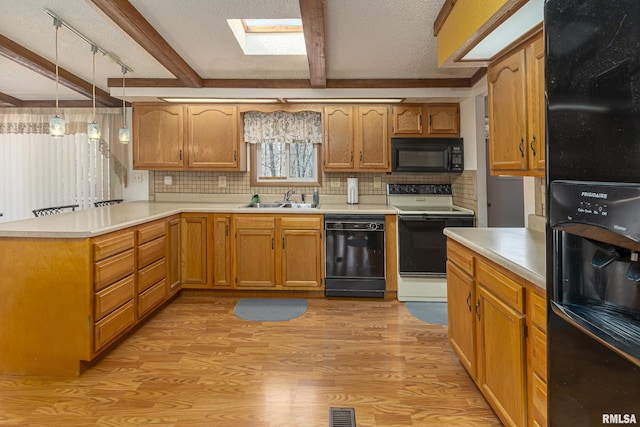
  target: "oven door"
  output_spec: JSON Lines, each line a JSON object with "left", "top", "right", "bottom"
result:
{"left": 398, "top": 214, "right": 474, "bottom": 276}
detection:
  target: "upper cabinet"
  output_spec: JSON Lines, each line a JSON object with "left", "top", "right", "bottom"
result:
{"left": 488, "top": 32, "right": 544, "bottom": 177}
{"left": 323, "top": 105, "right": 390, "bottom": 172}
{"left": 187, "top": 106, "right": 243, "bottom": 170}
{"left": 133, "top": 105, "right": 184, "bottom": 170}
{"left": 391, "top": 103, "right": 460, "bottom": 137}
{"left": 133, "top": 104, "right": 245, "bottom": 171}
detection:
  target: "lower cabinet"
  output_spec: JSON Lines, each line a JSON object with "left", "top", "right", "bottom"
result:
{"left": 212, "top": 214, "right": 232, "bottom": 288}
{"left": 233, "top": 214, "right": 323, "bottom": 290}
{"left": 181, "top": 214, "right": 210, "bottom": 287}
{"left": 167, "top": 216, "right": 181, "bottom": 294}
{"left": 446, "top": 239, "right": 547, "bottom": 427}
{"left": 91, "top": 217, "right": 174, "bottom": 356}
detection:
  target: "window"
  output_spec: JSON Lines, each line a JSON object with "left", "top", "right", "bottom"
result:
{"left": 244, "top": 111, "right": 321, "bottom": 186}
{"left": 254, "top": 141, "right": 318, "bottom": 183}
{"left": 227, "top": 18, "right": 306, "bottom": 55}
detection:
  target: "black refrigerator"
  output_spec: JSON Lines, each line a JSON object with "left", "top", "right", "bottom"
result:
{"left": 546, "top": 1, "right": 640, "bottom": 425}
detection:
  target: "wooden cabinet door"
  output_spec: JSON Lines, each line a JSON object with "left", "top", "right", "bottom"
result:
{"left": 235, "top": 227, "right": 276, "bottom": 288}
{"left": 446, "top": 260, "right": 476, "bottom": 378}
{"left": 133, "top": 105, "right": 184, "bottom": 170}
{"left": 477, "top": 285, "right": 527, "bottom": 427}
{"left": 526, "top": 33, "right": 545, "bottom": 175}
{"left": 212, "top": 214, "right": 232, "bottom": 288}
{"left": 181, "top": 215, "right": 209, "bottom": 287}
{"left": 392, "top": 105, "right": 423, "bottom": 135}
{"left": 167, "top": 216, "right": 181, "bottom": 293}
{"left": 281, "top": 229, "right": 322, "bottom": 288}
{"left": 356, "top": 106, "right": 390, "bottom": 171}
{"left": 426, "top": 104, "right": 459, "bottom": 136}
{"left": 187, "top": 106, "right": 239, "bottom": 170}
{"left": 323, "top": 106, "right": 355, "bottom": 171}
{"left": 488, "top": 49, "right": 528, "bottom": 173}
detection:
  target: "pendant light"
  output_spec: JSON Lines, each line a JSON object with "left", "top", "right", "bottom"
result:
{"left": 118, "top": 66, "right": 131, "bottom": 144}
{"left": 49, "top": 18, "right": 65, "bottom": 138}
{"left": 87, "top": 44, "right": 101, "bottom": 141}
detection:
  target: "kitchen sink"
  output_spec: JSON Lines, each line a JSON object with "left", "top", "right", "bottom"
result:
{"left": 243, "top": 202, "right": 318, "bottom": 209}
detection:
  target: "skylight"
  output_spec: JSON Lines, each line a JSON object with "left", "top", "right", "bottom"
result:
{"left": 228, "top": 18, "right": 307, "bottom": 55}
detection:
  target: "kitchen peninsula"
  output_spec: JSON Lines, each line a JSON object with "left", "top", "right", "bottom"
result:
{"left": 0, "top": 200, "right": 396, "bottom": 376}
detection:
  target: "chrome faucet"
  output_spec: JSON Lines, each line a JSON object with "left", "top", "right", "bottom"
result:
{"left": 284, "top": 190, "right": 295, "bottom": 202}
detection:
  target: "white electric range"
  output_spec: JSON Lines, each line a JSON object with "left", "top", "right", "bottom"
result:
{"left": 387, "top": 184, "right": 475, "bottom": 302}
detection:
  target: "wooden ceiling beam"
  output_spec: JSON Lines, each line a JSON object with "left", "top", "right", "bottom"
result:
{"left": 0, "top": 34, "right": 120, "bottom": 107}
{"left": 0, "top": 91, "right": 24, "bottom": 107}
{"left": 108, "top": 77, "right": 474, "bottom": 89}
{"left": 299, "top": 0, "right": 327, "bottom": 88}
{"left": 88, "top": 0, "right": 203, "bottom": 88}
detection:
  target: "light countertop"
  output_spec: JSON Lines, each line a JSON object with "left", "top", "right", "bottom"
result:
{"left": 0, "top": 201, "right": 397, "bottom": 238}
{"left": 444, "top": 227, "right": 546, "bottom": 289}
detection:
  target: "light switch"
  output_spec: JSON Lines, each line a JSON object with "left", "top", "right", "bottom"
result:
{"left": 218, "top": 175, "right": 227, "bottom": 187}
{"left": 331, "top": 177, "right": 340, "bottom": 188}
{"left": 163, "top": 175, "right": 173, "bottom": 186}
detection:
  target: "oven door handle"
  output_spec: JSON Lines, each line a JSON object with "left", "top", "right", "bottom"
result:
{"left": 399, "top": 214, "right": 461, "bottom": 221}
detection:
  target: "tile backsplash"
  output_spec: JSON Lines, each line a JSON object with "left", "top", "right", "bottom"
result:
{"left": 152, "top": 170, "right": 478, "bottom": 212}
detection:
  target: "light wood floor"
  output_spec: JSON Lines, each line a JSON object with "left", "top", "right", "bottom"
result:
{"left": 0, "top": 296, "right": 502, "bottom": 426}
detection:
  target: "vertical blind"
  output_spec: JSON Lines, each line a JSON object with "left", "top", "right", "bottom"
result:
{"left": 0, "top": 108, "right": 127, "bottom": 222}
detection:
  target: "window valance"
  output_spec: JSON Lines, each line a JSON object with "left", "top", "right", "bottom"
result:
{"left": 243, "top": 111, "right": 322, "bottom": 144}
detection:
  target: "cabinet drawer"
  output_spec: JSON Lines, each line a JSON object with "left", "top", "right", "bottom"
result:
{"left": 138, "top": 279, "right": 166, "bottom": 318}
{"left": 94, "top": 249, "right": 135, "bottom": 291}
{"left": 477, "top": 261, "right": 525, "bottom": 312}
{"left": 138, "top": 258, "right": 166, "bottom": 293}
{"left": 280, "top": 216, "right": 322, "bottom": 230}
{"left": 447, "top": 239, "right": 475, "bottom": 276}
{"left": 529, "top": 289, "right": 547, "bottom": 331}
{"left": 94, "top": 300, "right": 135, "bottom": 352}
{"left": 532, "top": 372, "right": 548, "bottom": 426}
{"left": 137, "top": 221, "right": 166, "bottom": 244}
{"left": 138, "top": 236, "right": 166, "bottom": 269}
{"left": 94, "top": 275, "right": 135, "bottom": 320}
{"left": 531, "top": 324, "right": 547, "bottom": 381}
{"left": 235, "top": 216, "right": 275, "bottom": 229}
{"left": 93, "top": 231, "right": 135, "bottom": 262}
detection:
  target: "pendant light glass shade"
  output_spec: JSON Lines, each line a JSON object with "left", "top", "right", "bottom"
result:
{"left": 119, "top": 127, "right": 131, "bottom": 144}
{"left": 50, "top": 115, "right": 65, "bottom": 138}
{"left": 50, "top": 18, "right": 65, "bottom": 138}
{"left": 88, "top": 122, "right": 101, "bottom": 140}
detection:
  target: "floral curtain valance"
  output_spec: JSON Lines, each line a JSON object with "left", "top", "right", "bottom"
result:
{"left": 243, "top": 111, "right": 322, "bottom": 144}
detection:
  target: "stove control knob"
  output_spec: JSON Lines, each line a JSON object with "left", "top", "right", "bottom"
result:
{"left": 367, "top": 223, "right": 379, "bottom": 230}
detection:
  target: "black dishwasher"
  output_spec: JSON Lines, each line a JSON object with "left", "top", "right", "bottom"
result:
{"left": 324, "top": 215, "right": 385, "bottom": 298}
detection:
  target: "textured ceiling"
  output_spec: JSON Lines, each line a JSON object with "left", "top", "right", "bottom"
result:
{"left": 0, "top": 0, "right": 481, "bottom": 103}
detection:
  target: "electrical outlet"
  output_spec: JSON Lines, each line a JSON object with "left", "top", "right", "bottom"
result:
{"left": 218, "top": 176, "right": 227, "bottom": 187}
{"left": 331, "top": 178, "right": 340, "bottom": 188}
{"left": 373, "top": 176, "right": 382, "bottom": 188}
{"left": 163, "top": 175, "right": 173, "bottom": 186}
{"left": 132, "top": 172, "right": 143, "bottom": 183}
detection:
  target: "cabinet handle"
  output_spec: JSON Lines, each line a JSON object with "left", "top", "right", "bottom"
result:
{"left": 518, "top": 137, "right": 525, "bottom": 158}
{"left": 233, "top": 150, "right": 237, "bottom": 161}
{"left": 350, "top": 151, "right": 354, "bottom": 162}
{"left": 530, "top": 135, "right": 537, "bottom": 156}
{"left": 466, "top": 291, "right": 472, "bottom": 312}
{"left": 476, "top": 300, "right": 481, "bottom": 321}
{"left": 272, "top": 237, "right": 274, "bottom": 250}
{"left": 282, "top": 237, "right": 285, "bottom": 250}
{"left": 225, "top": 223, "right": 229, "bottom": 237}
{"left": 359, "top": 151, "right": 363, "bottom": 162}
{"left": 179, "top": 150, "right": 183, "bottom": 161}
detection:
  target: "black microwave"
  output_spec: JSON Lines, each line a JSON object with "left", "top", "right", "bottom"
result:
{"left": 391, "top": 138, "right": 464, "bottom": 174}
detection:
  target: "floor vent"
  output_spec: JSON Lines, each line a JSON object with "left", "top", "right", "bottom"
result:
{"left": 329, "top": 407, "right": 356, "bottom": 427}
